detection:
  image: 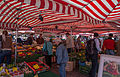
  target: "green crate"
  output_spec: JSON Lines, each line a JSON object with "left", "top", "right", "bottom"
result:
{"left": 79, "top": 65, "right": 91, "bottom": 74}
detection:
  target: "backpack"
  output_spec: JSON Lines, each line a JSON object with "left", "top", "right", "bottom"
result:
{"left": 86, "top": 39, "right": 97, "bottom": 55}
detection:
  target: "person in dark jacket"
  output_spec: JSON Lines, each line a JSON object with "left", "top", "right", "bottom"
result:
{"left": 36, "top": 34, "right": 44, "bottom": 45}
{"left": 26, "top": 34, "right": 34, "bottom": 45}
{"left": 56, "top": 39, "right": 69, "bottom": 77}
{"left": 0, "top": 30, "right": 12, "bottom": 65}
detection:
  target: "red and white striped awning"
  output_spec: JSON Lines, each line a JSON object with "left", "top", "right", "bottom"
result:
{"left": 0, "top": 0, "right": 120, "bottom": 34}
{"left": 34, "top": 21, "right": 119, "bottom": 34}
{"left": 54, "top": 0, "right": 120, "bottom": 27}
{"left": 0, "top": 0, "right": 101, "bottom": 30}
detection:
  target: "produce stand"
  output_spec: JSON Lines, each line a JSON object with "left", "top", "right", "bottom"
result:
{"left": 0, "top": 59, "right": 57, "bottom": 77}
{"left": 68, "top": 49, "right": 92, "bottom": 73}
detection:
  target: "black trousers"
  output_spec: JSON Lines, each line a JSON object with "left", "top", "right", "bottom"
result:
{"left": 45, "top": 55, "right": 52, "bottom": 67}
{"left": 89, "top": 54, "right": 98, "bottom": 77}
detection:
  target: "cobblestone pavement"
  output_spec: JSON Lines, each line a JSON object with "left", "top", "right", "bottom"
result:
{"left": 50, "top": 64, "right": 88, "bottom": 77}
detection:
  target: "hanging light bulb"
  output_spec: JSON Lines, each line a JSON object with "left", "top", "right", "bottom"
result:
{"left": 39, "top": 11, "right": 43, "bottom": 21}
{"left": 39, "top": 15, "right": 43, "bottom": 21}
{"left": 55, "top": 25, "right": 58, "bottom": 29}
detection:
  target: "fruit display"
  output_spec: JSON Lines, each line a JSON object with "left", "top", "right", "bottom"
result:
{"left": 68, "top": 50, "right": 87, "bottom": 62}
{"left": 18, "top": 52, "right": 26, "bottom": 57}
{"left": 26, "top": 52, "right": 33, "bottom": 56}
{"left": 0, "top": 64, "right": 24, "bottom": 77}
{"left": 24, "top": 61, "right": 49, "bottom": 74}
{"left": 77, "top": 50, "right": 86, "bottom": 62}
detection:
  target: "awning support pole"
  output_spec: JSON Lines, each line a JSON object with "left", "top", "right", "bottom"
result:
{"left": 15, "top": 28, "right": 18, "bottom": 65}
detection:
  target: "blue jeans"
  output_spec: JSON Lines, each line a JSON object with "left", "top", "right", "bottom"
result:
{"left": 106, "top": 49, "right": 115, "bottom": 55}
{"left": 59, "top": 63, "right": 66, "bottom": 77}
{"left": 89, "top": 54, "right": 98, "bottom": 77}
{"left": 0, "top": 50, "right": 11, "bottom": 65}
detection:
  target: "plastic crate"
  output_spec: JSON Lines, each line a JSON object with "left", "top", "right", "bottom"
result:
{"left": 24, "top": 60, "right": 50, "bottom": 74}
{"left": 79, "top": 64, "right": 91, "bottom": 74}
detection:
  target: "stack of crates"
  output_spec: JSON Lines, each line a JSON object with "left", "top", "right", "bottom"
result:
{"left": 79, "top": 61, "right": 91, "bottom": 74}
{"left": 65, "top": 61, "right": 74, "bottom": 72}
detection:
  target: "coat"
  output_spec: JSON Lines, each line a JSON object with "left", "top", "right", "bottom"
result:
{"left": 42, "top": 41, "right": 53, "bottom": 55}
{"left": 56, "top": 44, "right": 69, "bottom": 64}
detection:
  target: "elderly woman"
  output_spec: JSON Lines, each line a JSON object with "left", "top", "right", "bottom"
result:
{"left": 42, "top": 38, "right": 53, "bottom": 67}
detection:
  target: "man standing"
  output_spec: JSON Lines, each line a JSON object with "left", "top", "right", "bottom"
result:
{"left": 66, "top": 33, "right": 75, "bottom": 53}
{"left": 56, "top": 39, "right": 69, "bottom": 77}
{"left": 87, "top": 33, "right": 101, "bottom": 77}
{"left": 102, "top": 33, "right": 115, "bottom": 55}
{"left": 1, "top": 30, "right": 12, "bottom": 65}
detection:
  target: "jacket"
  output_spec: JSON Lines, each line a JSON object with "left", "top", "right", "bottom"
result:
{"left": 2, "top": 36, "right": 12, "bottom": 49}
{"left": 56, "top": 44, "right": 69, "bottom": 64}
{"left": 102, "top": 38, "right": 115, "bottom": 50}
{"left": 26, "top": 37, "right": 33, "bottom": 45}
{"left": 36, "top": 37, "right": 44, "bottom": 44}
{"left": 43, "top": 41, "right": 53, "bottom": 55}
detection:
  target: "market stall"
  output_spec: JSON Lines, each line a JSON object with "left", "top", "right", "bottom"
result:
{"left": 0, "top": 0, "right": 120, "bottom": 77}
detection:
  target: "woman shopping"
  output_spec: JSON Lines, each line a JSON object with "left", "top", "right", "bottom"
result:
{"left": 42, "top": 38, "right": 53, "bottom": 67}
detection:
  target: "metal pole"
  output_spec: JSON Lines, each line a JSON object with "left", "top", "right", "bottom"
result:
{"left": 15, "top": 28, "right": 18, "bottom": 65}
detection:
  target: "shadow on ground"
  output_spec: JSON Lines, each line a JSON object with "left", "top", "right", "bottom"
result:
{"left": 50, "top": 64, "right": 88, "bottom": 77}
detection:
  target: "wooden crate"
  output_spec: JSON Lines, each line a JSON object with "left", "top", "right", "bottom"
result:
{"left": 65, "top": 61, "right": 74, "bottom": 72}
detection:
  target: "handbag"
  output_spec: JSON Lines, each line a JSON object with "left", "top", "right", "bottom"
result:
{"left": 43, "top": 42, "right": 48, "bottom": 55}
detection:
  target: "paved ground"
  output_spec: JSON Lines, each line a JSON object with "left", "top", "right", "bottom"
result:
{"left": 50, "top": 64, "right": 88, "bottom": 77}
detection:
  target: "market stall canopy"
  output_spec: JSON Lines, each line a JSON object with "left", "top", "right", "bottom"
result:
{"left": 0, "top": 0, "right": 101, "bottom": 30}
{"left": 54, "top": 0, "right": 120, "bottom": 28}
{"left": 34, "top": 20, "right": 120, "bottom": 34}
{"left": 0, "top": 0, "right": 120, "bottom": 34}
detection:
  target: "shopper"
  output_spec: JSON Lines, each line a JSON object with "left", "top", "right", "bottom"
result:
{"left": 26, "top": 33, "right": 34, "bottom": 45}
{"left": 87, "top": 33, "right": 101, "bottom": 77}
{"left": 36, "top": 34, "right": 44, "bottom": 45}
{"left": 102, "top": 33, "right": 115, "bottom": 55}
{"left": 43, "top": 38, "right": 52, "bottom": 67}
{"left": 56, "top": 39, "right": 69, "bottom": 77}
{"left": 0, "top": 30, "right": 12, "bottom": 65}
{"left": 0, "top": 35, "right": 2, "bottom": 64}
{"left": 66, "top": 33, "right": 75, "bottom": 53}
